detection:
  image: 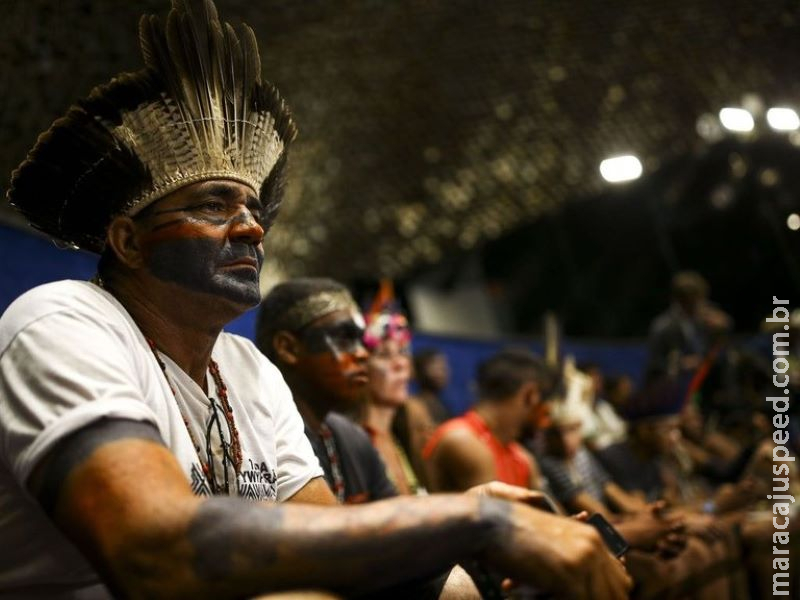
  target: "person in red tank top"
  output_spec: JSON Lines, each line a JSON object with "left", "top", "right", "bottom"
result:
{"left": 423, "top": 348, "right": 546, "bottom": 492}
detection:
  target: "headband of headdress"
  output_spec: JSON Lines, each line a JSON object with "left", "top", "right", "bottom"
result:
{"left": 363, "top": 280, "right": 411, "bottom": 351}
{"left": 7, "top": 0, "right": 296, "bottom": 254}
{"left": 280, "top": 289, "right": 360, "bottom": 332}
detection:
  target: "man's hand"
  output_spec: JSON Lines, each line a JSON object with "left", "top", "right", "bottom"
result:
{"left": 673, "top": 511, "right": 728, "bottom": 543}
{"left": 481, "top": 500, "right": 632, "bottom": 600}
{"left": 615, "top": 502, "right": 686, "bottom": 559}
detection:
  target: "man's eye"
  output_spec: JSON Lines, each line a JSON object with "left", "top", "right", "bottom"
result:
{"left": 191, "top": 200, "right": 226, "bottom": 213}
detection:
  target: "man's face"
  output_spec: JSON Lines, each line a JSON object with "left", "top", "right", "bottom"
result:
{"left": 422, "top": 354, "right": 450, "bottom": 391}
{"left": 548, "top": 422, "right": 583, "bottom": 460}
{"left": 134, "top": 180, "right": 265, "bottom": 307}
{"left": 293, "top": 309, "right": 370, "bottom": 409}
{"left": 634, "top": 416, "right": 681, "bottom": 455}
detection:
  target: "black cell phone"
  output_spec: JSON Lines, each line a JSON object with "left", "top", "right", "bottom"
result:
{"left": 587, "top": 513, "right": 629, "bottom": 558}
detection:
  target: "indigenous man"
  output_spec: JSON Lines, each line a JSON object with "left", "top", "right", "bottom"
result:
{"left": 257, "top": 278, "right": 396, "bottom": 505}
{"left": 0, "top": 1, "right": 631, "bottom": 599}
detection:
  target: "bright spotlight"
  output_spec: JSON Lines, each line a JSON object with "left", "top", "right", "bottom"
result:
{"left": 719, "top": 107, "right": 754, "bottom": 132}
{"left": 767, "top": 108, "right": 800, "bottom": 131}
{"left": 599, "top": 155, "right": 642, "bottom": 183}
{"left": 788, "top": 213, "right": 800, "bottom": 231}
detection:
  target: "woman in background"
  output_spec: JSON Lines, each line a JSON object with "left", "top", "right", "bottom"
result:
{"left": 361, "top": 306, "right": 433, "bottom": 494}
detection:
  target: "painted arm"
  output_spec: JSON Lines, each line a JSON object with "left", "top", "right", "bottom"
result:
{"left": 31, "top": 419, "right": 631, "bottom": 600}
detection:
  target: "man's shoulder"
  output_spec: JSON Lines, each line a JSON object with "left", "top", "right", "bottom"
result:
{"left": 0, "top": 280, "right": 122, "bottom": 351}
{"left": 426, "top": 415, "right": 489, "bottom": 459}
{"left": 3, "top": 280, "right": 101, "bottom": 316}
{"left": 649, "top": 309, "right": 680, "bottom": 335}
{"left": 216, "top": 332, "right": 276, "bottom": 375}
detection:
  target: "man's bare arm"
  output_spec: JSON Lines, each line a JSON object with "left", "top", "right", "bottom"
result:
{"left": 429, "top": 429, "right": 497, "bottom": 491}
{"left": 31, "top": 419, "right": 630, "bottom": 600}
{"left": 286, "top": 476, "right": 337, "bottom": 505}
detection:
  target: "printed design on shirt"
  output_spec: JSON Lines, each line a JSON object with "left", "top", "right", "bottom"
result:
{"left": 237, "top": 458, "right": 278, "bottom": 500}
{"left": 190, "top": 462, "right": 212, "bottom": 497}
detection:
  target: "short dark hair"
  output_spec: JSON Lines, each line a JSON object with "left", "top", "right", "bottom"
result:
{"left": 256, "top": 277, "right": 350, "bottom": 362}
{"left": 476, "top": 347, "right": 544, "bottom": 401}
{"left": 413, "top": 348, "right": 444, "bottom": 373}
{"left": 671, "top": 271, "right": 708, "bottom": 303}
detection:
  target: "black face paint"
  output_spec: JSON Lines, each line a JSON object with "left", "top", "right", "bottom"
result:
{"left": 140, "top": 186, "right": 266, "bottom": 305}
{"left": 301, "top": 320, "right": 366, "bottom": 356}
{"left": 145, "top": 227, "right": 264, "bottom": 306}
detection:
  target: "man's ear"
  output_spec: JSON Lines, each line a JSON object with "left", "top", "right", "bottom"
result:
{"left": 520, "top": 381, "right": 541, "bottom": 407}
{"left": 273, "top": 331, "right": 301, "bottom": 366}
{"left": 106, "top": 216, "right": 146, "bottom": 269}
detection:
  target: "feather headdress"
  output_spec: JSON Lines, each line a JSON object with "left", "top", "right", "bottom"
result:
{"left": 362, "top": 280, "right": 412, "bottom": 350}
{"left": 7, "top": 0, "right": 296, "bottom": 253}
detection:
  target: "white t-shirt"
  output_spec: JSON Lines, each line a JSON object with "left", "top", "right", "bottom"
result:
{"left": 0, "top": 280, "right": 323, "bottom": 598}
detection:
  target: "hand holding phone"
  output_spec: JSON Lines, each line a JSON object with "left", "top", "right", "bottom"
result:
{"left": 587, "top": 513, "right": 630, "bottom": 558}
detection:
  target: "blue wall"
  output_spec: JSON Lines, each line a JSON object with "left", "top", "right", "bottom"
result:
{"left": 413, "top": 332, "right": 647, "bottom": 416}
{"left": 0, "top": 223, "right": 646, "bottom": 416}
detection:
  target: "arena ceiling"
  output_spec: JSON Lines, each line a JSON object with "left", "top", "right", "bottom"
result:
{"left": 2, "top": 0, "right": 799, "bottom": 280}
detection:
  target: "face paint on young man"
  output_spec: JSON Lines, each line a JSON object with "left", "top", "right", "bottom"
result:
{"left": 138, "top": 181, "right": 265, "bottom": 306}
{"left": 302, "top": 312, "right": 366, "bottom": 358}
{"left": 294, "top": 309, "right": 370, "bottom": 408}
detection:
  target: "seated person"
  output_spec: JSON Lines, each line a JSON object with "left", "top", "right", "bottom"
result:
{"left": 577, "top": 364, "right": 628, "bottom": 451}
{"left": 599, "top": 383, "right": 759, "bottom": 515}
{"left": 0, "top": 2, "right": 632, "bottom": 598}
{"left": 424, "top": 349, "right": 545, "bottom": 491}
{"left": 539, "top": 401, "right": 648, "bottom": 517}
{"left": 257, "top": 278, "right": 396, "bottom": 504}
{"left": 361, "top": 302, "right": 433, "bottom": 494}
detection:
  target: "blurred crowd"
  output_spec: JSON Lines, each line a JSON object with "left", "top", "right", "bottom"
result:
{"left": 258, "top": 272, "right": 799, "bottom": 599}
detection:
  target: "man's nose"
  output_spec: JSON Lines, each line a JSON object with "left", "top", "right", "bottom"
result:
{"left": 353, "top": 342, "right": 370, "bottom": 362}
{"left": 229, "top": 207, "right": 265, "bottom": 242}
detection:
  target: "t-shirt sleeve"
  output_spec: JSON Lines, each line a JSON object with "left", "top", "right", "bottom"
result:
{"left": 262, "top": 359, "right": 324, "bottom": 501}
{"left": 0, "top": 311, "right": 160, "bottom": 486}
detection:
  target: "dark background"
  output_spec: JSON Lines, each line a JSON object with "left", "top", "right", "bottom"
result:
{"left": 2, "top": 0, "right": 799, "bottom": 338}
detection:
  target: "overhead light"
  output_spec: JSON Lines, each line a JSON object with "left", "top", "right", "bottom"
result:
{"left": 719, "top": 107, "right": 754, "bottom": 132}
{"left": 599, "top": 155, "right": 642, "bottom": 183}
{"left": 767, "top": 107, "right": 800, "bottom": 131}
{"left": 788, "top": 213, "right": 800, "bottom": 231}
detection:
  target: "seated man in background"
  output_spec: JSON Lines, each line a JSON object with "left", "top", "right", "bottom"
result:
{"left": 256, "top": 278, "right": 397, "bottom": 505}
{"left": 0, "top": 1, "right": 632, "bottom": 598}
{"left": 424, "top": 348, "right": 546, "bottom": 491}
{"left": 576, "top": 363, "right": 628, "bottom": 451}
{"left": 539, "top": 401, "right": 650, "bottom": 518}
{"left": 598, "top": 383, "right": 759, "bottom": 515}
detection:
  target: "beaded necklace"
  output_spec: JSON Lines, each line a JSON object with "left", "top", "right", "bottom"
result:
{"left": 318, "top": 422, "right": 346, "bottom": 503}
{"left": 147, "top": 339, "right": 243, "bottom": 495}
